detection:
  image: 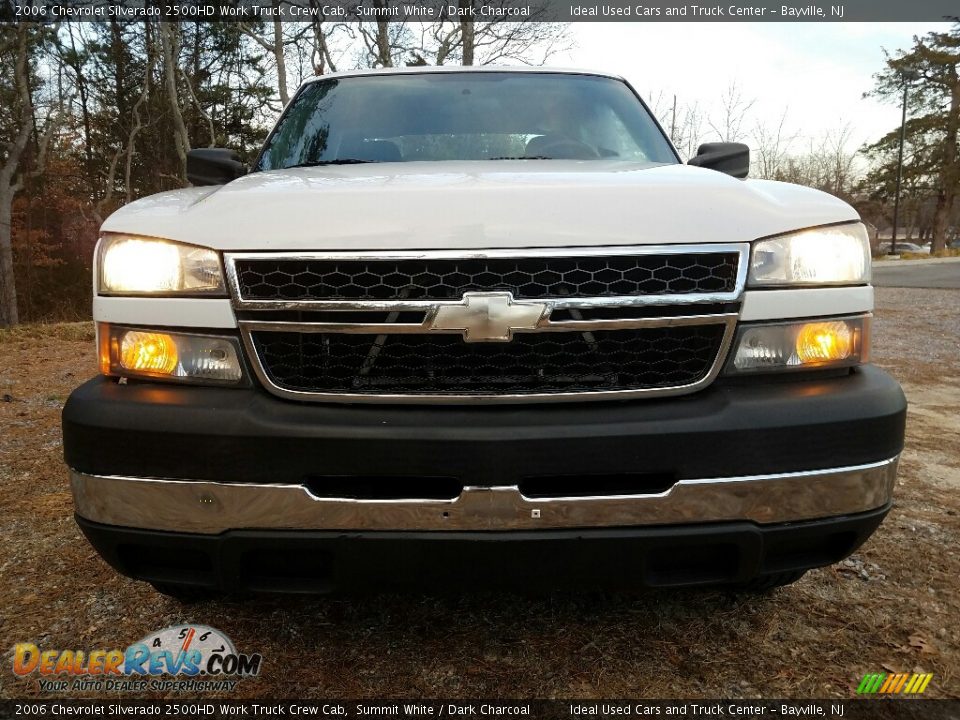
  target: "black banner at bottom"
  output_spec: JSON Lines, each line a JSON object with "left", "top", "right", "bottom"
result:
{"left": 1, "top": 700, "right": 959, "bottom": 720}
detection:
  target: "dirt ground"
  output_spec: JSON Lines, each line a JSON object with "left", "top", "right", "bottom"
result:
{"left": 0, "top": 288, "right": 958, "bottom": 700}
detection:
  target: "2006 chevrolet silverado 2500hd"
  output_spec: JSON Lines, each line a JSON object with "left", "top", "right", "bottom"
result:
{"left": 62, "top": 67, "right": 906, "bottom": 600}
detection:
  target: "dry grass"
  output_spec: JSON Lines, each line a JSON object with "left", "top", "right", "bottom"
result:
{"left": 0, "top": 321, "right": 95, "bottom": 344}
{"left": 0, "top": 290, "right": 958, "bottom": 700}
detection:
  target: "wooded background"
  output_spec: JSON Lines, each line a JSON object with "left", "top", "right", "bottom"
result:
{"left": 0, "top": 19, "right": 957, "bottom": 326}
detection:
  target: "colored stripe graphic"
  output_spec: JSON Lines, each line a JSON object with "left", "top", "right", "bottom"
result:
{"left": 856, "top": 675, "right": 876, "bottom": 694}
{"left": 857, "top": 672, "right": 933, "bottom": 695}
{"left": 879, "top": 674, "right": 898, "bottom": 693}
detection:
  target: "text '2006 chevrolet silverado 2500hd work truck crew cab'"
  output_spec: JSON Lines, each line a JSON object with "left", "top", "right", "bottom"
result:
{"left": 63, "top": 67, "right": 906, "bottom": 600}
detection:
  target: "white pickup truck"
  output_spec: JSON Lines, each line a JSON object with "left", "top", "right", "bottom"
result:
{"left": 63, "top": 67, "right": 906, "bottom": 600}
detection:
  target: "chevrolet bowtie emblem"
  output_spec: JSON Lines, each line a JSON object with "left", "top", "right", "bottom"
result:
{"left": 429, "top": 292, "right": 549, "bottom": 342}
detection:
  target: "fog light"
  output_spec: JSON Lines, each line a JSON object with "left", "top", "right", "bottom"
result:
{"left": 120, "top": 332, "right": 179, "bottom": 374}
{"left": 795, "top": 321, "right": 854, "bottom": 363}
{"left": 727, "top": 316, "right": 867, "bottom": 374}
{"left": 102, "top": 324, "right": 244, "bottom": 385}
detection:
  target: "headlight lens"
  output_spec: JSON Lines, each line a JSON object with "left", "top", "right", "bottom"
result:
{"left": 726, "top": 316, "right": 869, "bottom": 374}
{"left": 100, "top": 325, "right": 244, "bottom": 384}
{"left": 98, "top": 235, "right": 225, "bottom": 295}
{"left": 749, "top": 223, "right": 871, "bottom": 286}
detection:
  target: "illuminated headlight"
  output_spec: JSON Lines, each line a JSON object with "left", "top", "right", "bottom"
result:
{"left": 726, "top": 316, "right": 869, "bottom": 374}
{"left": 749, "top": 223, "right": 871, "bottom": 286}
{"left": 99, "top": 325, "right": 244, "bottom": 384}
{"left": 98, "top": 234, "right": 225, "bottom": 295}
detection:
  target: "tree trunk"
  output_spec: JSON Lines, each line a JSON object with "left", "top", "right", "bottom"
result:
{"left": 273, "top": 13, "right": 289, "bottom": 105}
{"left": 159, "top": 22, "right": 190, "bottom": 185}
{"left": 0, "top": 25, "right": 34, "bottom": 327}
{"left": 376, "top": 17, "right": 392, "bottom": 67}
{"left": 0, "top": 186, "right": 18, "bottom": 327}
{"left": 459, "top": 2, "right": 475, "bottom": 66}
{"left": 930, "top": 73, "right": 959, "bottom": 254}
{"left": 66, "top": 25, "right": 94, "bottom": 181}
{"left": 310, "top": 15, "right": 337, "bottom": 74}
{"left": 126, "top": 27, "right": 154, "bottom": 203}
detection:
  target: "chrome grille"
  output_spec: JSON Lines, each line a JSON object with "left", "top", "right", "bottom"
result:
{"left": 227, "top": 245, "right": 747, "bottom": 404}
{"left": 233, "top": 252, "right": 740, "bottom": 302}
{"left": 251, "top": 325, "right": 727, "bottom": 396}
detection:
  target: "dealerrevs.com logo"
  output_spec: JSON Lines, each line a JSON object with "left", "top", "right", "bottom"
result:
{"left": 12, "top": 624, "right": 262, "bottom": 692}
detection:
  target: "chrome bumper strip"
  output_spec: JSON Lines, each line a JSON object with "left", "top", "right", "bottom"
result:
{"left": 71, "top": 457, "right": 898, "bottom": 534}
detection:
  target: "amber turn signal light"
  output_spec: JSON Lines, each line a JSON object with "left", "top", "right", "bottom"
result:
{"left": 727, "top": 316, "right": 868, "bottom": 374}
{"left": 119, "top": 331, "right": 180, "bottom": 375}
{"left": 795, "top": 321, "right": 855, "bottom": 364}
{"left": 99, "top": 324, "right": 244, "bottom": 385}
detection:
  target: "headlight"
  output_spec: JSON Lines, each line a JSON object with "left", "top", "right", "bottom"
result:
{"left": 98, "top": 234, "right": 225, "bottom": 295}
{"left": 725, "top": 316, "right": 869, "bottom": 374}
{"left": 749, "top": 223, "right": 870, "bottom": 286}
{"left": 99, "top": 324, "right": 244, "bottom": 385}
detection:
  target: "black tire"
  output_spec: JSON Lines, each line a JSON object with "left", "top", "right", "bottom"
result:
{"left": 737, "top": 570, "right": 807, "bottom": 592}
{"left": 150, "top": 582, "right": 219, "bottom": 603}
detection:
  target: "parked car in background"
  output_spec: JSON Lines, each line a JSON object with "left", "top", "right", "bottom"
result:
{"left": 878, "top": 241, "right": 930, "bottom": 255}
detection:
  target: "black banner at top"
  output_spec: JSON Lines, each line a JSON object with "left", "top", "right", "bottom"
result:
{"left": 0, "top": 700, "right": 959, "bottom": 719}
{"left": 3, "top": 0, "right": 960, "bottom": 22}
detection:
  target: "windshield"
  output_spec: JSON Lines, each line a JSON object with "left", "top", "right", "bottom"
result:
{"left": 256, "top": 72, "right": 678, "bottom": 170}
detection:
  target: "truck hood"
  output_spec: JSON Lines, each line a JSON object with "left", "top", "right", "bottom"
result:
{"left": 101, "top": 161, "right": 859, "bottom": 251}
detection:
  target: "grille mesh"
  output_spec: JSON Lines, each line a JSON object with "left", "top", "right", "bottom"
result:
{"left": 251, "top": 325, "right": 726, "bottom": 396}
{"left": 235, "top": 253, "right": 740, "bottom": 302}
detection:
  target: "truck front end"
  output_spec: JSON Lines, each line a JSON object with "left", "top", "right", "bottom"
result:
{"left": 63, "top": 68, "right": 906, "bottom": 598}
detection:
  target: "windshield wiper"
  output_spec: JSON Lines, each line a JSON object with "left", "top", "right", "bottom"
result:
{"left": 488, "top": 156, "right": 553, "bottom": 160}
{"left": 288, "top": 159, "right": 378, "bottom": 168}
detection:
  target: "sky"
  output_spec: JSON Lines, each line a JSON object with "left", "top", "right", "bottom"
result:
{"left": 551, "top": 22, "right": 949, "bottom": 156}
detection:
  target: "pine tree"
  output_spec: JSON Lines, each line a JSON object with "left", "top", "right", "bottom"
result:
{"left": 865, "top": 22, "right": 960, "bottom": 252}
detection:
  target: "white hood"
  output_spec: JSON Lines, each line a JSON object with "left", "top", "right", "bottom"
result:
{"left": 101, "top": 161, "right": 859, "bottom": 251}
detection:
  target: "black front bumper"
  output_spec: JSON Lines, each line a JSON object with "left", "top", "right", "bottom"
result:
{"left": 63, "top": 366, "right": 905, "bottom": 484}
{"left": 63, "top": 366, "right": 905, "bottom": 593}
{"left": 77, "top": 506, "right": 890, "bottom": 593}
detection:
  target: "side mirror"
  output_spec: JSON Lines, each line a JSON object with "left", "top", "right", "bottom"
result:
{"left": 687, "top": 142, "right": 750, "bottom": 179}
{"left": 187, "top": 148, "right": 247, "bottom": 186}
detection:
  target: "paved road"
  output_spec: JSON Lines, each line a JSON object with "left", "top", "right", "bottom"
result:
{"left": 872, "top": 259, "right": 960, "bottom": 289}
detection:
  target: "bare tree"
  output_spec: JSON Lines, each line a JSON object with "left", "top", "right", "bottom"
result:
{"left": 125, "top": 36, "right": 155, "bottom": 205}
{"left": 460, "top": 6, "right": 476, "bottom": 65}
{"left": 159, "top": 22, "right": 190, "bottom": 184}
{"left": 420, "top": 15, "right": 571, "bottom": 67}
{"left": 819, "top": 123, "right": 857, "bottom": 197}
{"left": 0, "top": 27, "right": 34, "bottom": 326}
{"left": 777, "top": 123, "right": 858, "bottom": 197}
{"left": 351, "top": 5, "right": 408, "bottom": 68}
{"left": 645, "top": 89, "right": 670, "bottom": 127}
{"left": 240, "top": 9, "right": 295, "bottom": 105}
{"left": 308, "top": 13, "right": 342, "bottom": 75}
{"left": 0, "top": 25, "right": 66, "bottom": 326}
{"left": 708, "top": 80, "right": 756, "bottom": 143}
{"left": 673, "top": 102, "right": 707, "bottom": 161}
{"left": 752, "top": 108, "right": 797, "bottom": 180}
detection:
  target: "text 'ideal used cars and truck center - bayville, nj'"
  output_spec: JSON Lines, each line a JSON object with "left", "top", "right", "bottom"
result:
{"left": 568, "top": 5, "right": 840, "bottom": 17}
